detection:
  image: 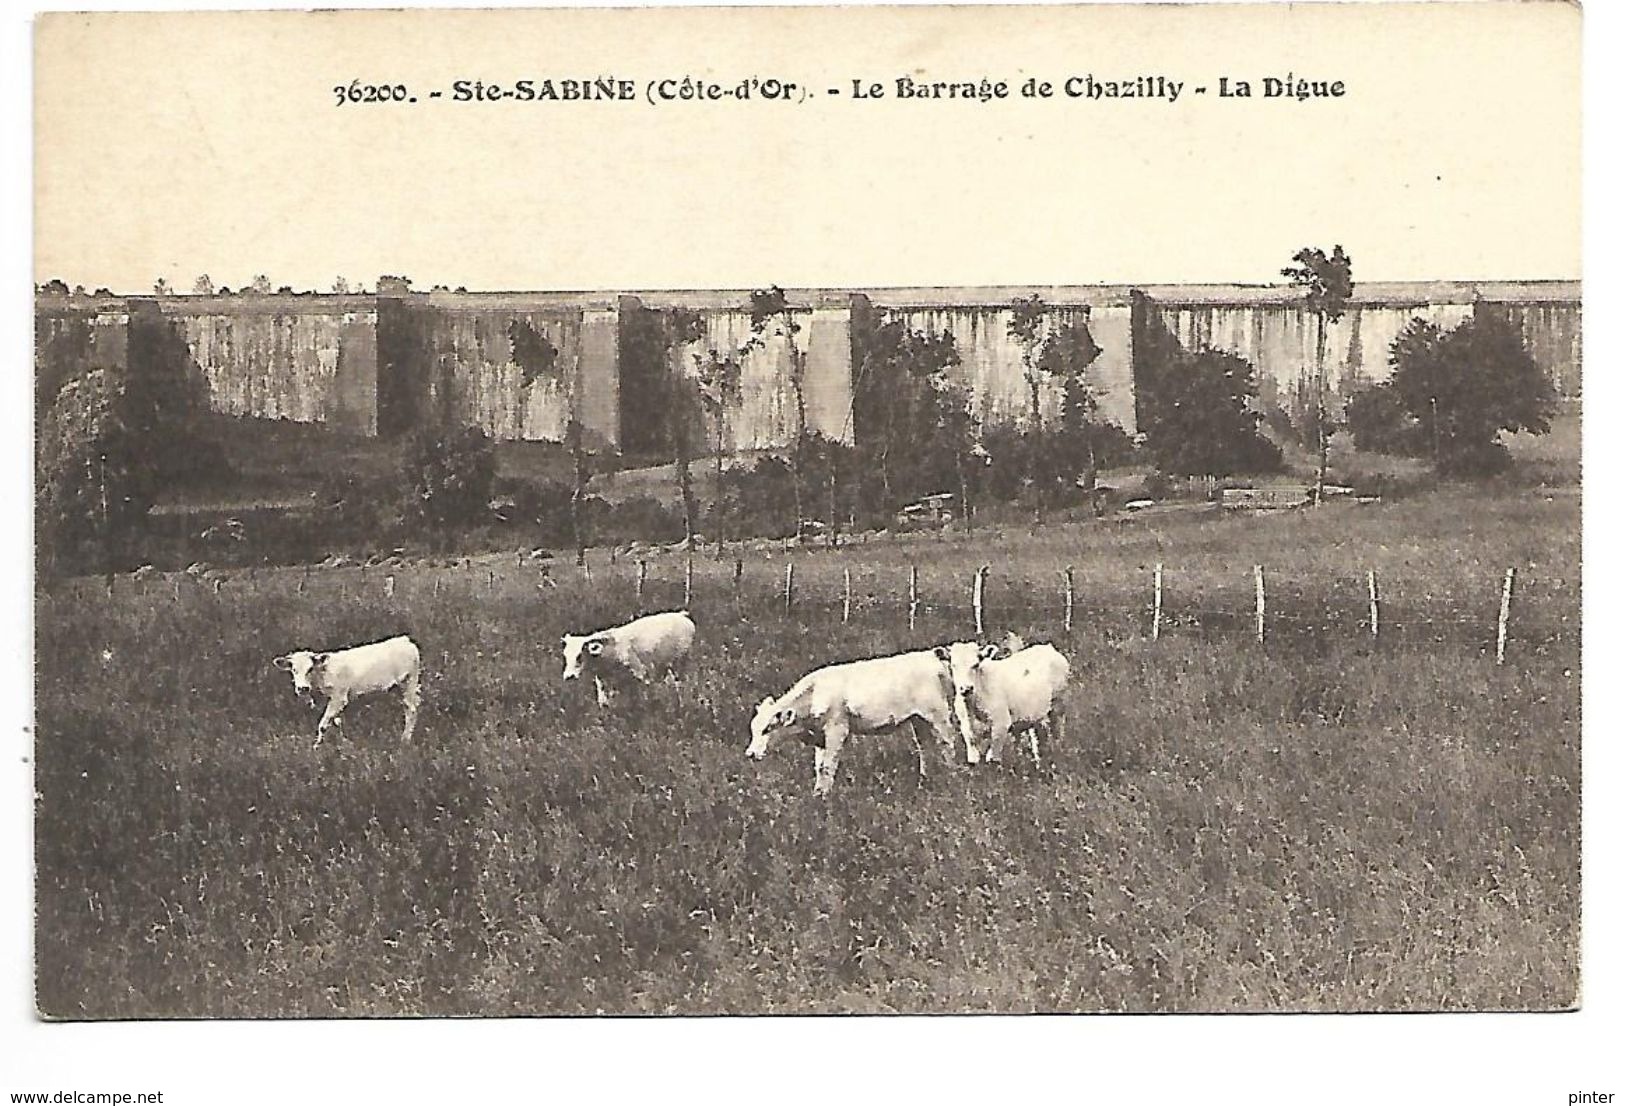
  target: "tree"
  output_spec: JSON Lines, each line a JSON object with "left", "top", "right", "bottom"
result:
{"left": 1007, "top": 294, "right": 1055, "bottom": 520}
{"left": 692, "top": 346, "right": 743, "bottom": 556}
{"left": 191, "top": 275, "right": 215, "bottom": 295}
{"left": 152, "top": 278, "right": 172, "bottom": 295}
{"left": 401, "top": 424, "right": 496, "bottom": 532}
{"left": 1344, "top": 382, "right": 1426, "bottom": 457}
{"left": 248, "top": 274, "right": 273, "bottom": 295}
{"left": 1137, "top": 313, "right": 1281, "bottom": 479}
{"left": 849, "top": 309, "right": 971, "bottom": 526}
{"left": 509, "top": 318, "right": 590, "bottom": 563}
{"left": 660, "top": 309, "right": 707, "bottom": 547}
{"left": 38, "top": 279, "right": 70, "bottom": 295}
{"left": 37, "top": 368, "right": 154, "bottom": 578}
{"left": 1386, "top": 310, "right": 1554, "bottom": 475}
{"left": 332, "top": 277, "right": 351, "bottom": 294}
{"left": 36, "top": 309, "right": 220, "bottom": 577}
{"left": 1282, "top": 245, "right": 1354, "bottom": 501}
{"left": 745, "top": 287, "right": 808, "bottom": 532}
{"left": 1037, "top": 319, "right": 1105, "bottom": 510}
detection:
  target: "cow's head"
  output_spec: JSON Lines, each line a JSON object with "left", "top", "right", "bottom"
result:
{"left": 560, "top": 633, "right": 608, "bottom": 681}
{"left": 746, "top": 695, "right": 797, "bottom": 759}
{"left": 273, "top": 650, "right": 328, "bottom": 702}
{"left": 934, "top": 641, "right": 1000, "bottom": 703}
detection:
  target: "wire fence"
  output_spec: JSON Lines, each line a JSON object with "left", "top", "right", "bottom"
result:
{"left": 47, "top": 548, "right": 1581, "bottom": 662}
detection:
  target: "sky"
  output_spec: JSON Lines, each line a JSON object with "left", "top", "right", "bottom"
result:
{"left": 34, "top": 4, "right": 1579, "bottom": 293}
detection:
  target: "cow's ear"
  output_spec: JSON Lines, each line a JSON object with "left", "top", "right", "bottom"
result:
{"left": 933, "top": 645, "right": 951, "bottom": 662}
{"left": 980, "top": 643, "right": 1001, "bottom": 660}
{"left": 273, "top": 654, "right": 292, "bottom": 671}
{"left": 585, "top": 639, "right": 605, "bottom": 656}
{"left": 311, "top": 652, "right": 330, "bottom": 669}
{"left": 757, "top": 696, "right": 776, "bottom": 713}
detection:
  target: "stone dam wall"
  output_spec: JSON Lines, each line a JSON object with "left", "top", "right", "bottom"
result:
{"left": 36, "top": 281, "right": 1580, "bottom": 452}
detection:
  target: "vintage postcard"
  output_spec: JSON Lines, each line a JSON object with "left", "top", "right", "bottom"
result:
{"left": 28, "top": 0, "right": 1581, "bottom": 1045}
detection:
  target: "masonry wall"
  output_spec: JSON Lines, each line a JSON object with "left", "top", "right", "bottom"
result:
{"left": 35, "top": 301, "right": 130, "bottom": 417}
{"left": 35, "top": 282, "right": 1580, "bottom": 451}
{"left": 874, "top": 298, "right": 1137, "bottom": 435}
{"left": 159, "top": 298, "right": 379, "bottom": 437}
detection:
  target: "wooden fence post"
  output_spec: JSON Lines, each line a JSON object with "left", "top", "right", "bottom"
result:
{"left": 733, "top": 558, "right": 744, "bottom": 604}
{"left": 1064, "top": 566, "right": 1075, "bottom": 633}
{"left": 973, "top": 564, "right": 988, "bottom": 636}
{"left": 1253, "top": 564, "right": 1265, "bottom": 645}
{"left": 1497, "top": 566, "right": 1516, "bottom": 665}
{"left": 1152, "top": 563, "right": 1163, "bottom": 642}
{"left": 1367, "top": 569, "right": 1379, "bottom": 642}
{"left": 784, "top": 562, "right": 794, "bottom": 616}
{"left": 636, "top": 560, "right": 647, "bottom": 608}
{"left": 843, "top": 567, "right": 852, "bottom": 624}
{"left": 908, "top": 565, "right": 919, "bottom": 631}
{"left": 684, "top": 557, "right": 694, "bottom": 608}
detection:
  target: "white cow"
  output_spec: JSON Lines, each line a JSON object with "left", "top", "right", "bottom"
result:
{"left": 274, "top": 634, "right": 421, "bottom": 747}
{"left": 936, "top": 639, "right": 1070, "bottom": 767}
{"left": 746, "top": 649, "right": 960, "bottom": 796}
{"left": 561, "top": 609, "right": 696, "bottom": 707}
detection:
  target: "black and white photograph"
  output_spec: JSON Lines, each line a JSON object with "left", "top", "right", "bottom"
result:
{"left": 7, "top": 0, "right": 1614, "bottom": 1100}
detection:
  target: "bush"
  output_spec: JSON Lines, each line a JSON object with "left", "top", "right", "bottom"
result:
{"left": 1345, "top": 383, "right": 1427, "bottom": 457}
{"left": 585, "top": 495, "right": 686, "bottom": 547}
{"left": 1387, "top": 310, "right": 1555, "bottom": 477}
{"left": 401, "top": 425, "right": 497, "bottom": 529}
{"left": 37, "top": 309, "right": 227, "bottom": 576}
{"left": 36, "top": 369, "right": 157, "bottom": 576}
{"left": 1139, "top": 343, "right": 1282, "bottom": 478}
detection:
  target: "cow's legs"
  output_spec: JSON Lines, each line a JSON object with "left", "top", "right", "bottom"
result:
{"left": 401, "top": 673, "right": 421, "bottom": 741}
{"left": 950, "top": 694, "right": 981, "bottom": 765}
{"left": 594, "top": 676, "right": 612, "bottom": 708}
{"left": 314, "top": 691, "right": 349, "bottom": 747}
{"left": 815, "top": 721, "right": 848, "bottom": 797}
{"left": 1036, "top": 705, "right": 1065, "bottom": 769}
{"left": 923, "top": 704, "right": 969, "bottom": 769}
{"left": 1028, "top": 723, "right": 1042, "bottom": 768}
{"left": 904, "top": 719, "right": 928, "bottom": 781}
{"left": 984, "top": 706, "right": 1013, "bottom": 764}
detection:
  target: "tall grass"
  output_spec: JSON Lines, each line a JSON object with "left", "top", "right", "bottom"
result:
{"left": 34, "top": 488, "right": 1579, "bottom": 1016}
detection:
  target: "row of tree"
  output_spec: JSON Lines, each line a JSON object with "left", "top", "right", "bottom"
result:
{"left": 37, "top": 275, "right": 443, "bottom": 297}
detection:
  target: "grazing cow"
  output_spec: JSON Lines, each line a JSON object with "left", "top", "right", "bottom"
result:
{"left": 561, "top": 609, "right": 696, "bottom": 707}
{"left": 274, "top": 634, "right": 421, "bottom": 747}
{"left": 936, "top": 639, "right": 1070, "bottom": 767}
{"left": 746, "top": 649, "right": 960, "bottom": 796}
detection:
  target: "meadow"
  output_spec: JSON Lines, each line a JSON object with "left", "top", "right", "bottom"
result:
{"left": 34, "top": 484, "right": 1580, "bottom": 1016}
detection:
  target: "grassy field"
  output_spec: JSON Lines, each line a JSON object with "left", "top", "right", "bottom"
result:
{"left": 34, "top": 484, "right": 1579, "bottom": 1016}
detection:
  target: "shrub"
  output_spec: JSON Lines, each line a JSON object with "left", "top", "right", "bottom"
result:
{"left": 1345, "top": 383, "right": 1427, "bottom": 457}
{"left": 1138, "top": 342, "right": 1282, "bottom": 478}
{"left": 1387, "top": 310, "right": 1555, "bottom": 477}
{"left": 36, "top": 369, "right": 157, "bottom": 576}
{"left": 401, "top": 425, "right": 497, "bottom": 529}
